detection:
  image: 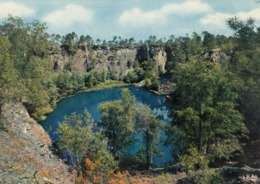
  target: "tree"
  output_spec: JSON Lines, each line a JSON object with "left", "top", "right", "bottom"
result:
{"left": 135, "top": 104, "right": 162, "bottom": 169}
{"left": 96, "top": 39, "right": 101, "bottom": 45}
{"left": 202, "top": 31, "right": 216, "bottom": 52}
{"left": 98, "top": 88, "right": 136, "bottom": 160}
{"left": 61, "top": 32, "right": 78, "bottom": 55}
{"left": 0, "top": 16, "right": 53, "bottom": 121}
{"left": 179, "top": 148, "right": 223, "bottom": 184}
{"left": 0, "top": 35, "right": 23, "bottom": 105}
{"left": 86, "top": 35, "right": 94, "bottom": 50}
{"left": 165, "top": 34, "right": 203, "bottom": 73}
{"left": 129, "top": 37, "right": 135, "bottom": 45}
{"left": 62, "top": 32, "right": 78, "bottom": 46}
{"left": 169, "top": 61, "right": 248, "bottom": 161}
{"left": 227, "top": 17, "right": 260, "bottom": 138}
{"left": 49, "top": 33, "right": 61, "bottom": 45}
{"left": 142, "top": 59, "right": 160, "bottom": 89}
{"left": 23, "top": 55, "right": 53, "bottom": 120}
{"left": 147, "top": 35, "right": 157, "bottom": 44}
{"left": 78, "top": 35, "right": 87, "bottom": 45}
{"left": 57, "top": 111, "right": 116, "bottom": 177}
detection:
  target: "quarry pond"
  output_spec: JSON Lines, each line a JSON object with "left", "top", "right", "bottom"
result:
{"left": 41, "top": 86, "right": 174, "bottom": 166}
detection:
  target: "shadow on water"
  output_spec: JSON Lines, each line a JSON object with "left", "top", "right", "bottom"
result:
{"left": 40, "top": 86, "right": 174, "bottom": 166}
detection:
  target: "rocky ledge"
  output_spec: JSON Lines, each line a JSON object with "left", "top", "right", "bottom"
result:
{"left": 0, "top": 103, "right": 73, "bottom": 184}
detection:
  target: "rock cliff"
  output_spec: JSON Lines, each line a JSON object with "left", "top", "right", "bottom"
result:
{"left": 204, "top": 48, "right": 230, "bottom": 64}
{"left": 86, "top": 47, "right": 137, "bottom": 79}
{"left": 0, "top": 103, "right": 73, "bottom": 184}
{"left": 51, "top": 44, "right": 167, "bottom": 78}
{"left": 137, "top": 44, "right": 166, "bottom": 73}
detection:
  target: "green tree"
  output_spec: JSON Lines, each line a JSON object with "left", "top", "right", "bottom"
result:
{"left": 2, "top": 16, "right": 49, "bottom": 71}
{"left": 23, "top": 55, "right": 53, "bottom": 120}
{"left": 135, "top": 104, "right": 162, "bottom": 169}
{"left": 165, "top": 34, "right": 203, "bottom": 73}
{"left": 86, "top": 35, "right": 94, "bottom": 50}
{"left": 227, "top": 17, "right": 260, "bottom": 137}
{"left": 78, "top": 35, "right": 87, "bottom": 45}
{"left": 49, "top": 33, "right": 61, "bottom": 45}
{"left": 61, "top": 32, "right": 78, "bottom": 55}
{"left": 142, "top": 59, "right": 160, "bottom": 89}
{"left": 98, "top": 88, "right": 136, "bottom": 160}
{"left": 0, "top": 35, "right": 23, "bottom": 105}
{"left": 57, "top": 110, "right": 116, "bottom": 175}
{"left": 0, "top": 16, "right": 54, "bottom": 120}
{"left": 202, "top": 31, "right": 216, "bottom": 52}
{"left": 123, "top": 71, "right": 139, "bottom": 83}
{"left": 179, "top": 148, "right": 223, "bottom": 184}
{"left": 169, "top": 61, "right": 248, "bottom": 161}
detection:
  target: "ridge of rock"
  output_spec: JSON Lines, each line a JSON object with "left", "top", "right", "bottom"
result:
{"left": 0, "top": 103, "right": 73, "bottom": 183}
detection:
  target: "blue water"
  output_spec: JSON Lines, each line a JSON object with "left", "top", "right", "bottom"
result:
{"left": 40, "top": 86, "right": 173, "bottom": 166}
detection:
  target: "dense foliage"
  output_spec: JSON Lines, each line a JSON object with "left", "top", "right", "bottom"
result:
{"left": 0, "top": 15, "right": 259, "bottom": 183}
{"left": 169, "top": 61, "right": 248, "bottom": 161}
{"left": 57, "top": 111, "right": 116, "bottom": 181}
{"left": 0, "top": 16, "right": 56, "bottom": 120}
{"left": 98, "top": 88, "right": 162, "bottom": 169}
{"left": 57, "top": 89, "right": 163, "bottom": 181}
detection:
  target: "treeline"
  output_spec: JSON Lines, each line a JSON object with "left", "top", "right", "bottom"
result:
{"left": 0, "top": 16, "right": 165, "bottom": 121}
{"left": 0, "top": 16, "right": 157, "bottom": 120}
{"left": 56, "top": 17, "right": 259, "bottom": 183}
{"left": 0, "top": 15, "right": 259, "bottom": 183}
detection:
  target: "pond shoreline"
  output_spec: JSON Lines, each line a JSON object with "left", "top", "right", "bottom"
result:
{"left": 42, "top": 80, "right": 173, "bottom": 121}
{"left": 56, "top": 80, "right": 129, "bottom": 102}
{"left": 40, "top": 85, "right": 174, "bottom": 166}
{"left": 40, "top": 81, "right": 129, "bottom": 121}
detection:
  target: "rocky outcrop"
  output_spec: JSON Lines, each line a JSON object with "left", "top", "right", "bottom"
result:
{"left": 205, "top": 48, "right": 230, "bottom": 64}
{"left": 222, "top": 165, "right": 260, "bottom": 183}
{"left": 86, "top": 48, "right": 137, "bottom": 79}
{"left": 137, "top": 44, "right": 167, "bottom": 73}
{"left": 0, "top": 103, "right": 73, "bottom": 183}
{"left": 50, "top": 44, "right": 167, "bottom": 78}
{"left": 157, "top": 81, "right": 174, "bottom": 95}
{"left": 51, "top": 45, "right": 88, "bottom": 73}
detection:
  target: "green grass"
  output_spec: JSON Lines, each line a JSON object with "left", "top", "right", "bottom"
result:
{"left": 57, "top": 80, "right": 129, "bottom": 101}
{"left": 81, "top": 80, "right": 129, "bottom": 92}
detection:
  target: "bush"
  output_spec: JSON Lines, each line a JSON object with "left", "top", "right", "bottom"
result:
{"left": 57, "top": 111, "right": 116, "bottom": 180}
{"left": 179, "top": 147, "right": 223, "bottom": 184}
{"left": 123, "top": 71, "right": 139, "bottom": 83}
{"left": 187, "top": 169, "right": 223, "bottom": 184}
{"left": 155, "top": 173, "right": 174, "bottom": 184}
{"left": 179, "top": 147, "right": 208, "bottom": 172}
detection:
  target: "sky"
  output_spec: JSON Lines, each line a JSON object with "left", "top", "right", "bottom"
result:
{"left": 0, "top": 0, "right": 259, "bottom": 41}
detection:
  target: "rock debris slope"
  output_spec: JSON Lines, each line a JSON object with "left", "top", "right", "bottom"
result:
{"left": 0, "top": 103, "right": 73, "bottom": 184}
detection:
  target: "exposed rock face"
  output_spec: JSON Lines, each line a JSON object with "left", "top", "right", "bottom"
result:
{"left": 50, "top": 45, "right": 167, "bottom": 77}
{"left": 205, "top": 48, "right": 230, "bottom": 64}
{"left": 153, "top": 49, "right": 167, "bottom": 73}
{"left": 66, "top": 49, "right": 88, "bottom": 73}
{"left": 0, "top": 103, "right": 73, "bottom": 184}
{"left": 86, "top": 48, "right": 138, "bottom": 79}
{"left": 137, "top": 45, "right": 167, "bottom": 73}
{"left": 51, "top": 45, "right": 88, "bottom": 73}
{"left": 157, "top": 81, "right": 174, "bottom": 95}
{"left": 51, "top": 54, "right": 64, "bottom": 71}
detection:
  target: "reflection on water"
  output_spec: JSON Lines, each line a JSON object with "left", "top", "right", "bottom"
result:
{"left": 41, "top": 86, "right": 174, "bottom": 166}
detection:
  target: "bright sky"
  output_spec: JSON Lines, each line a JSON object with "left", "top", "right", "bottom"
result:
{"left": 0, "top": 0, "right": 259, "bottom": 41}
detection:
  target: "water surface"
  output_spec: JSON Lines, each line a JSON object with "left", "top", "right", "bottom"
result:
{"left": 41, "top": 86, "right": 173, "bottom": 165}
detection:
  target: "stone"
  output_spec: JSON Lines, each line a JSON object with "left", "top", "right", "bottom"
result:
{"left": 50, "top": 44, "right": 167, "bottom": 80}
{"left": 0, "top": 103, "right": 73, "bottom": 183}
